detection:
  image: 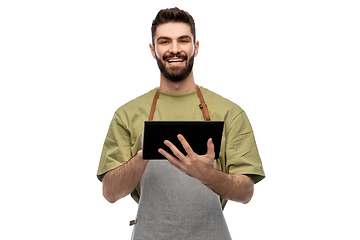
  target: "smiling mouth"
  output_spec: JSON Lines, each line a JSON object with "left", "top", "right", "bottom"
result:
{"left": 163, "top": 53, "right": 187, "bottom": 64}
{"left": 166, "top": 58, "right": 185, "bottom": 63}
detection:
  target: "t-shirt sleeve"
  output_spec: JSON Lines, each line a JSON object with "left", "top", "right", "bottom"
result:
{"left": 225, "top": 111, "right": 265, "bottom": 184}
{"left": 96, "top": 112, "right": 132, "bottom": 182}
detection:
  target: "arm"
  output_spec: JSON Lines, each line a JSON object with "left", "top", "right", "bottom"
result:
{"left": 102, "top": 150, "right": 148, "bottom": 203}
{"left": 158, "top": 134, "right": 254, "bottom": 204}
{"left": 201, "top": 168, "right": 254, "bottom": 204}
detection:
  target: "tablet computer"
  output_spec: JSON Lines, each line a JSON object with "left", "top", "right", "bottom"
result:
{"left": 142, "top": 121, "right": 224, "bottom": 160}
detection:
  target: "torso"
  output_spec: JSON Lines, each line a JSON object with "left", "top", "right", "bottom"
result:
{"left": 131, "top": 87, "right": 232, "bottom": 239}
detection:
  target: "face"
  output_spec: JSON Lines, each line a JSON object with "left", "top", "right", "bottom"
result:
{"left": 150, "top": 22, "right": 199, "bottom": 82}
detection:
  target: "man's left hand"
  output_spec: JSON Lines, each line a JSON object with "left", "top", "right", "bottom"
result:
{"left": 158, "top": 134, "right": 216, "bottom": 181}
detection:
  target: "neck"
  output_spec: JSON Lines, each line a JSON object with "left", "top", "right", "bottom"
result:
{"left": 159, "top": 71, "right": 196, "bottom": 95}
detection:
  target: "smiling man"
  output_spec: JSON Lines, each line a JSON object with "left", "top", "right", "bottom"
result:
{"left": 97, "top": 7, "right": 265, "bottom": 240}
{"left": 152, "top": 22, "right": 198, "bottom": 84}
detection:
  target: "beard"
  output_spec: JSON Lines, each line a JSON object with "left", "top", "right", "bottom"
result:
{"left": 156, "top": 52, "right": 195, "bottom": 82}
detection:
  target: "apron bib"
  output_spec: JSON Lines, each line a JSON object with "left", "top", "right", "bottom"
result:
{"left": 131, "top": 86, "right": 232, "bottom": 240}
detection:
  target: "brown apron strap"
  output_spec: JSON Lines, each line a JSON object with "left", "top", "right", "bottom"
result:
{"left": 196, "top": 85, "right": 211, "bottom": 121}
{"left": 148, "top": 88, "right": 160, "bottom": 121}
{"left": 148, "top": 85, "right": 210, "bottom": 121}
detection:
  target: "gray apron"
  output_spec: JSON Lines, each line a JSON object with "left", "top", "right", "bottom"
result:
{"left": 131, "top": 86, "right": 232, "bottom": 240}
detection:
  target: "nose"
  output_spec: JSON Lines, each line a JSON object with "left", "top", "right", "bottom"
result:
{"left": 169, "top": 41, "right": 180, "bottom": 54}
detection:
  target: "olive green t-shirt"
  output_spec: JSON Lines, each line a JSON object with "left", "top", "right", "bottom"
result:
{"left": 97, "top": 87, "right": 265, "bottom": 208}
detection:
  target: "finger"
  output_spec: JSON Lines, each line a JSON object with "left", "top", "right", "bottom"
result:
{"left": 158, "top": 148, "right": 178, "bottom": 161}
{"left": 158, "top": 148, "right": 183, "bottom": 169}
{"left": 164, "top": 140, "right": 185, "bottom": 159}
{"left": 177, "top": 134, "right": 195, "bottom": 156}
{"left": 207, "top": 138, "right": 215, "bottom": 159}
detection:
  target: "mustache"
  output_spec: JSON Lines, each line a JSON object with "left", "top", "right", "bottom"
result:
{"left": 163, "top": 53, "right": 188, "bottom": 61}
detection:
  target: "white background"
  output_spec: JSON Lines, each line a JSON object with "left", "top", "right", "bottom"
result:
{"left": 1, "top": 0, "right": 359, "bottom": 239}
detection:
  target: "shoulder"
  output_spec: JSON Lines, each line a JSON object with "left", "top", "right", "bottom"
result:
{"left": 200, "top": 87, "right": 244, "bottom": 120}
{"left": 114, "top": 88, "right": 158, "bottom": 116}
{"left": 111, "top": 88, "right": 158, "bottom": 129}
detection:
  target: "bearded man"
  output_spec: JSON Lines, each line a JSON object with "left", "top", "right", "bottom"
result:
{"left": 97, "top": 7, "right": 265, "bottom": 240}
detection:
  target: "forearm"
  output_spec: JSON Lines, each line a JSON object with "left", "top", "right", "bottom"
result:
{"left": 201, "top": 169, "right": 254, "bottom": 204}
{"left": 102, "top": 150, "right": 148, "bottom": 203}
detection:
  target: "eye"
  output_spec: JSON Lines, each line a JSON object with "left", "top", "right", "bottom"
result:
{"left": 158, "top": 39, "right": 170, "bottom": 45}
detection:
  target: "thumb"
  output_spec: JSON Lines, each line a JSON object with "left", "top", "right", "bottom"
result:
{"left": 207, "top": 138, "right": 215, "bottom": 159}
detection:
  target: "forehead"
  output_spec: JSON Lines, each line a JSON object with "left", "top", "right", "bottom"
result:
{"left": 155, "top": 22, "right": 193, "bottom": 40}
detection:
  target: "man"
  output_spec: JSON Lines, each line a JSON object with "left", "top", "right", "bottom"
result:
{"left": 97, "top": 7, "right": 265, "bottom": 239}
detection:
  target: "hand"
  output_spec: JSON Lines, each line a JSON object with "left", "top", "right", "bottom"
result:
{"left": 158, "top": 134, "right": 216, "bottom": 181}
{"left": 136, "top": 149, "right": 149, "bottom": 163}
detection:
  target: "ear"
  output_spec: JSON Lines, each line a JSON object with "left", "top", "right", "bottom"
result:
{"left": 149, "top": 43, "right": 156, "bottom": 59}
{"left": 194, "top": 40, "right": 199, "bottom": 57}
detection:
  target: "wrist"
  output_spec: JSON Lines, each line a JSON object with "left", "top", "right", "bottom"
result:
{"left": 199, "top": 166, "right": 218, "bottom": 185}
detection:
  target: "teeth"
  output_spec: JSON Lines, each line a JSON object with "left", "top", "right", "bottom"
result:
{"left": 168, "top": 59, "right": 184, "bottom": 62}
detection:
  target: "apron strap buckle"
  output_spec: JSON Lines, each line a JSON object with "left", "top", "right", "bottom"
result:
{"left": 129, "top": 219, "right": 138, "bottom": 226}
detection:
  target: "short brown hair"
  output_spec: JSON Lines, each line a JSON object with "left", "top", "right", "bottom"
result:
{"left": 151, "top": 7, "right": 196, "bottom": 44}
